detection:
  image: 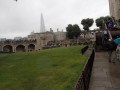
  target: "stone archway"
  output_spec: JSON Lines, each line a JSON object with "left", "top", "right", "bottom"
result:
{"left": 0, "top": 45, "right": 2, "bottom": 51}
{"left": 16, "top": 45, "right": 25, "bottom": 52}
{"left": 28, "top": 44, "right": 35, "bottom": 51}
{"left": 3, "top": 45, "right": 13, "bottom": 52}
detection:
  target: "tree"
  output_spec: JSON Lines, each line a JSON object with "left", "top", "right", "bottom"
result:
{"left": 66, "top": 24, "right": 81, "bottom": 39}
{"left": 66, "top": 24, "right": 73, "bottom": 39}
{"left": 95, "top": 17, "right": 104, "bottom": 29}
{"left": 104, "top": 16, "right": 110, "bottom": 23}
{"left": 95, "top": 16, "right": 110, "bottom": 29}
{"left": 81, "top": 18, "right": 94, "bottom": 31}
{"left": 73, "top": 24, "right": 81, "bottom": 38}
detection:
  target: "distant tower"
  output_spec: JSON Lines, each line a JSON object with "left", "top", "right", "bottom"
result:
{"left": 40, "top": 13, "right": 46, "bottom": 33}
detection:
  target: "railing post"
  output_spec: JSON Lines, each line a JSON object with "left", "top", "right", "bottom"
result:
{"left": 83, "top": 71, "right": 86, "bottom": 90}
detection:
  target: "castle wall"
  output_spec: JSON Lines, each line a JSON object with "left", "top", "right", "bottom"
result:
{"left": 54, "top": 31, "right": 66, "bottom": 41}
{"left": 0, "top": 31, "right": 67, "bottom": 52}
{"left": 0, "top": 40, "right": 37, "bottom": 52}
{"left": 109, "top": 0, "right": 120, "bottom": 20}
{"left": 34, "top": 32, "right": 54, "bottom": 50}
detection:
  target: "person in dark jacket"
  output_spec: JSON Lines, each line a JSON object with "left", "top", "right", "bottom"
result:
{"left": 107, "top": 39, "right": 117, "bottom": 63}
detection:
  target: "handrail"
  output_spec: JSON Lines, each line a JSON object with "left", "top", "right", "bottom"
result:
{"left": 74, "top": 49, "right": 95, "bottom": 90}
{"left": 81, "top": 46, "right": 89, "bottom": 55}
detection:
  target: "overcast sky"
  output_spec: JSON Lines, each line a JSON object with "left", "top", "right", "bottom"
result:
{"left": 0, "top": 0, "right": 109, "bottom": 39}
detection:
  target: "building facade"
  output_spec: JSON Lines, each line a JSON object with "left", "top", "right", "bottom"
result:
{"left": 0, "top": 29, "right": 67, "bottom": 52}
{"left": 0, "top": 30, "right": 93, "bottom": 53}
{"left": 109, "top": 0, "right": 120, "bottom": 20}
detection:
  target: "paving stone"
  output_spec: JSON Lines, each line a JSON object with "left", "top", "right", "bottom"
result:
{"left": 90, "top": 81, "right": 112, "bottom": 87}
{"left": 89, "top": 52, "right": 120, "bottom": 90}
{"left": 89, "top": 86, "right": 106, "bottom": 90}
{"left": 90, "top": 76, "right": 110, "bottom": 81}
{"left": 111, "top": 83, "right": 120, "bottom": 88}
{"left": 110, "top": 77, "right": 120, "bottom": 83}
{"left": 105, "top": 87, "right": 120, "bottom": 90}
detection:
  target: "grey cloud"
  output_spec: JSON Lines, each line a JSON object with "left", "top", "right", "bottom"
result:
{"left": 0, "top": 0, "right": 109, "bottom": 39}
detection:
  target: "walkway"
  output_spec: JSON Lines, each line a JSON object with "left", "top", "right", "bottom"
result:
{"left": 89, "top": 51, "right": 120, "bottom": 90}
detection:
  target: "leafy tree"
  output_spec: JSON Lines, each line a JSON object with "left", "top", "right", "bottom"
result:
{"left": 104, "top": 16, "right": 110, "bottom": 23}
{"left": 95, "top": 17, "right": 104, "bottom": 29}
{"left": 66, "top": 24, "right": 73, "bottom": 39}
{"left": 81, "top": 18, "right": 94, "bottom": 31}
{"left": 83, "top": 24, "right": 89, "bottom": 31}
{"left": 72, "top": 24, "right": 81, "bottom": 38}
{"left": 95, "top": 16, "right": 110, "bottom": 29}
{"left": 66, "top": 24, "right": 81, "bottom": 39}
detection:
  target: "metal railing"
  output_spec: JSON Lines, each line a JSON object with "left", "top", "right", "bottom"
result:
{"left": 74, "top": 49, "right": 95, "bottom": 90}
{"left": 81, "top": 46, "right": 89, "bottom": 55}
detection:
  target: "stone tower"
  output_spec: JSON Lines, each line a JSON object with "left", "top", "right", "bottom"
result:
{"left": 40, "top": 13, "right": 46, "bottom": 33}
{"left": 109, "top": 0, "right": 120, "bottom": 20}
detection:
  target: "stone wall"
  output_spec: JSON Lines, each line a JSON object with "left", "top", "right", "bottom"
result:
{"left": 0, "top": 40, "right": 37, "bottom": 52}
{"left": 54, "top": 31, "right": 66, "bottom": 41}
{"left": 109, "top": 0, "right": 120, "bottom": 20}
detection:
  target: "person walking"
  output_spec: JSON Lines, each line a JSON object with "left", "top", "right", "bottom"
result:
{"left": 108, "top": 18, "right": 113, "bottom": 30}
{"left": 113, "top": 37, "right": 120, "bottom": 62}
{"left": 107, "top": 39, "right": 117, "bottom": 63}
{"left": 116, "top": 44, "right": 120, "bottom": 61}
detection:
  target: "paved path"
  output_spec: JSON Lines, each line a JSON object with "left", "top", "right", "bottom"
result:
{"left": 89, "top": 51, "right": 120, "bottom": 90}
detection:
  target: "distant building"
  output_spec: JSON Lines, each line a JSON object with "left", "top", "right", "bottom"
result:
{"left": 0, "top": 28, "right": 94, "bottom": 52}
{"left": 22, "top": 37, "right": 28, "bottom": 40}
{"left": 54, "top": 29, "right": 66, "bottom": 41}
{"left": 40, "top": 13, "right": 46, "bottom": 33}
{"left": 14, "top": 37, "right": 22, "bottom": 40}
{"left": 0, "top": 38, "right": 6, "bottom": 41}
{"left": 34, "top": 30, "right": 55, "bottom": 49}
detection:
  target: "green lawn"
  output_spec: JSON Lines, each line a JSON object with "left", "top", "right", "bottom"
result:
{"left": 0, "top": 45, "right": 88, "bottom": 90}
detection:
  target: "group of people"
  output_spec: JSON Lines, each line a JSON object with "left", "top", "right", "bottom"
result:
{"left": 106, "top": 18, "right": 120, "bottom": 30}
{"left": 107, "top": 18, "right": 113, "bottom": 30}
{"left": 101, "top": 17, "right": 120, "bottom": 62}
{"left": 107, "top": 39, "right": 120, "bottom": 63}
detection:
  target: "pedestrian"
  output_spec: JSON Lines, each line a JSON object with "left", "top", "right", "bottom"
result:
{"left": 107, "top": 39, "right": 117, "bottom": 63}
{"left": 108, "top": 18, "right": 113, "bottom": 30}
{"left": 103, "top": 30, "right": 108, "bottom": 42}
{"left": 116, "top": 44, "right": 120, "bottom": 61}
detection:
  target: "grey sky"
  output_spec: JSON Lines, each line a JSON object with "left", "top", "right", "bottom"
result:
{"left": 0, "top": 0, "right": 109, "bottom": 39}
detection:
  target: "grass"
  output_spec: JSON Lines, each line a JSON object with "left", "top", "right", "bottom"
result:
{"left": 0, "top": 45, "right": 88, "bottom": 90}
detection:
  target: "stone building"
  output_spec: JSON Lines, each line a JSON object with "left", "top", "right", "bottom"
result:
{"left": 54, "top": 29, "right": 66, "bottom": 41}
{"left": 0, "top": 29, "right": 67, "bottom": 52}
{"left": 109, "top": 0, "right": 120, "bottom": 20}
{"left": 34, "top": 30, "right": 55, "bottom": 50}
{"left": 0, "top": 39, "right": 37, "bottom": 52}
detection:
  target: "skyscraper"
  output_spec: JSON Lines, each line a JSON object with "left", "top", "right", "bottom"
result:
{"left": 40, "top": 13, "right": 46, "bottom": 33}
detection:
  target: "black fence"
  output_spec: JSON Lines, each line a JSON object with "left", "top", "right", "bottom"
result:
{"left": 74, "top": 49, "right": 95, "bottom": 90}
{"left": 81, "top": 46, "right": 89, "bottom": 55}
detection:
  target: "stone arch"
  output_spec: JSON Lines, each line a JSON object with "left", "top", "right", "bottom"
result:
{"left": 0, "top": 45, "right": 2, "bottom": 51}
{"left": 3, "top": 45, "right": 13, "bottom": 52}
{"left": 16, "top": 45, "right": 25, "bottom": 52}
{"left": 28, "top": 44, "right": 35, "bottom": 51}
